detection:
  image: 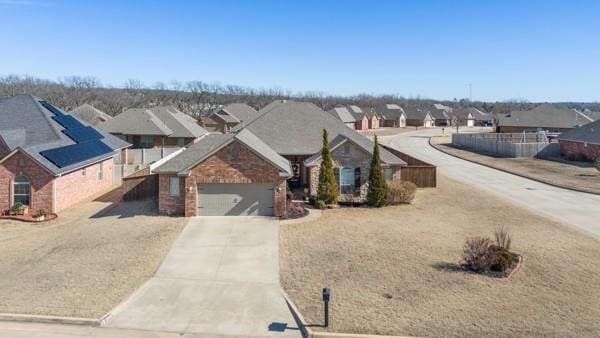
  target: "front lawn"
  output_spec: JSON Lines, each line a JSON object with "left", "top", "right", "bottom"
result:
{"left": 0, "top": 188, "right": 186, "bottom": 318}
{"left": 280, "top": 175, "right": 600, "bottom": 337}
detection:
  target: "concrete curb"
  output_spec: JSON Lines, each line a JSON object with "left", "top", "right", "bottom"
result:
{"left": 0, "top": 313, "right": 99, "bottom": 326}
{"left": 429, "top": 137, "right": 600, "bottom": 196}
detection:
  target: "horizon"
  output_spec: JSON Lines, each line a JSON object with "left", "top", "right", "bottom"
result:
{"left": 1, "top": 0, "right": 599, "bottom": 102}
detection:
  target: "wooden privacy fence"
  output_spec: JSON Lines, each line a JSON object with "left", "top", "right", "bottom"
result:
{"left": 382, "top": 145, "right": 437, "bottom": 188}
{"left": 122, "top": 168, "right": 157, "bottom": 201}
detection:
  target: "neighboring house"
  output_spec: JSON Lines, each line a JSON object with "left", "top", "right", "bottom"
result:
{"left": 69, "top": 104, "right": 112, "bottom": 126}
{"left": 375, "top": 104, "right": 407, "bottom": 128}
{"left": 452, "top": 107, "right": 494, "bottom": 127}
{"left": 155, "top": 100, "right": 407, "bottom": 217}
{"left": 430, "top": 104, "right": 452, "bottom": 126}
{"left": 558, "top": 119, "right": 600, "bottom": 161}
{"left": 328, "top": 105, "right": 375, "bottom": 130}
{"left": 404, "top": 107, "right": 435, "bottom": 127}
{"left": 579, "top": 109, "right": 600, "bottom": 121}
{"left": 101, "top": 105, "right": 207, "bottom": 148}
{"left": 0, "top": 94, "right": 130, "bottom": 215}
{"left": 496, "top": 104, "right": 593, "bottom": 133}
{"left": 202, "top": 103, "right": 260, "bottom": 133}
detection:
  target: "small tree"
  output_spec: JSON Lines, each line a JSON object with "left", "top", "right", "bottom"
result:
{"left": 317, "top": 129, "right": 339, "bottom": 204}
{"left": 595, "top": 159, "right": 600, "bottom": 172}
{"left": 367, "top": 136, "right": 388, "bottom": 207}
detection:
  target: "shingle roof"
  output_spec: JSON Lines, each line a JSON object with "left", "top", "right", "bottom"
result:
{"left": 328, "top": 107, "right": 359, "bottom": 123}
{"left": 69, "top": 104, "right": 112, "bottom": 126}
{"left": 100, "top": 106, "right": 207, "bottom": 138}
{"left": 232, "top": 100, "right": 406, "bottom": 165}
{"left": 153, "top": 129, "right": 291, "bottom": 176}
{"left": 0, "top": 94, "right": 130, "bottom": 175}
{"left": 372, "top": 104, "right": 405, "bottom": 121}
{"left": 497, "top": 104, "right": 592, "bottom": 129}
{"left": 403, "top": 107, "right": 432, "bottom": 120}
{"left": 214, "top": 103, "right": 260, "bottom": 124}
{"left": 559, "top": 119, "right": 600, "bottom": 145}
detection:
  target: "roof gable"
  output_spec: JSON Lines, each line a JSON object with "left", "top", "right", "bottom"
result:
{"left": 559, "top": 119, "right": 600, "bottom": 144}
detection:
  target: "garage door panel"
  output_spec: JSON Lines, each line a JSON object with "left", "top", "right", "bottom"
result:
{"left": 198, "top": 184, "right": 274, "bottom": 216}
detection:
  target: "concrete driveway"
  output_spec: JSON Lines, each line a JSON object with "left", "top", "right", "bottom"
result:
{"left": 386, "top": 128, "right": 600, "bottom": 237}
{"left": 102, "top": 216, "right": 300, "bottom": 337}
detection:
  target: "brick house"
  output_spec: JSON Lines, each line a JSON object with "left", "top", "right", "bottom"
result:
{"left": 328, "top": 105, "right": 377, "bottom": 130}
{"left": 559, "top": 119, "right": 600, "bottom": 161}
{"left": 201, "top": 103, "right": 260, "bottom": 133}
{"left": 375, "top": 104, "right": 407, "bottom": 128}
{"left": 0, "top": 95, "right": 130, "bottom": 215}
{"left": 496, "top": 104, "right": 593, "bottom": 133}
{"left": 153, "top": 100, "right": 406, "bottom": 217}
{"left": 153, "top": 129, "right": 291, "bottom": 217}
{"left": 101, "top": 105, "right": 207, "bottom": 148}
{"left": 404, "top": 107, "right": 435, "bottom": 127}
{"left": 69, "top": 103, "right": 112, "bottom": 126}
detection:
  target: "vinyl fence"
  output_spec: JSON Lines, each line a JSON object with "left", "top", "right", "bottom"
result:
{"left": 452, "top": 133, "right": 560, "bottom": 158}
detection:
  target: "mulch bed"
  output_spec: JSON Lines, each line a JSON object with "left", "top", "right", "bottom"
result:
{"left": 462, "top": 253, "right": 524, "bottom": 279}
{"left": 0, "top": 213, "right": 58, "bottom": 223}
{"left": 284, "top": 202, "right": 309, "bottom": 219}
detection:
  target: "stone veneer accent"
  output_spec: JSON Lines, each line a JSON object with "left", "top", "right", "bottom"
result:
{"left": 560, "top": 139, "right": 600, "bottom": 161}
{"left": 307, "top": 141, "right": 401, "bottom": 203}
{"left": 158, "top": 140, "right": 287, "bottom": 217}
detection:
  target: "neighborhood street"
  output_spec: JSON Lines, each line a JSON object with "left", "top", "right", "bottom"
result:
{"left": 385, "top": 128, "right": 600, "bottom": 237}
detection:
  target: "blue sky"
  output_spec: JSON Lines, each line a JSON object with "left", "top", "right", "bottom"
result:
{"left": 1, "top": 0, "right": 599, "bottom": 102}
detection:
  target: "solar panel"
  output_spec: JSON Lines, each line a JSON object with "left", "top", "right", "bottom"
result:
{"left": 40, "top": 101, "right": 65, "bottom": 116}
{"left": 40, "top": 139, "right": 113, "bottom": 168}
{"left": 63, "top": 126, "right": 104, "bottom": 143}
{"left": 52, "top": 114, "right": 84, "bottom": 130}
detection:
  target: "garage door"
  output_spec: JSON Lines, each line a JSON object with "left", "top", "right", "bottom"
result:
{"left": 197, "top": 183, "right": 274, "bottom": 216}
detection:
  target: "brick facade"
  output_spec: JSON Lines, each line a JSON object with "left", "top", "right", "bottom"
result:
{"left": 307, "top": 141, "right": 401, "bottom": 203}
{"left": 368, "top": 115, "right": 380, "bottom": 129}
{"left": 158, "top": 140, "right": 287, "bottom": 217}
{"left": 560, "top": 140, "right": 600, "bottom": 161}
{"left": 0, "top": 151, "right": 115, "bottom": 215}
{"left": 53, "top": 157, "right": 114, "bottom": 211}
{"left": 0, "top": 151, "right": 55, "bottom": 214}
{"left": 355, "top": 116, "right": 369, "bottom": 130}
{"left": 125, "top": 135, "right": 195, "bottom": 148}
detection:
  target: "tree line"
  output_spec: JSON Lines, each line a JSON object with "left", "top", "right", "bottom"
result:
{"left": 1, "top": 74, "right": 595, "bottom": 119}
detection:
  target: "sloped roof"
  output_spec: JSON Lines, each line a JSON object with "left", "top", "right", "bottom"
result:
{"left": 497, "top": 104, "right": 592, "bottom": 129}
{"left": 0, "top": 94, "right": 130, "bottom": 175}
{"left": 153, "top": 129, "right": 291, "bottom": 176}
{"left": 69, "top": 104, "right": 112, "bottom": 126}
{"left": 404, "top": 107, "right": 432, "bottom": 120}
{"left": 559, "top": 119, "right": 600, "bottom": 145}
{"left": 580, "top": 110, "right": 600, "bottom": 121}
{"left": 232, "top": 100, "right": 405, "bottom": 165}
{"left": 303, "top": 134, "right": 400, "bottom": 167}
{"left": 328, "top": 106, "right": 359, "bottom": 123}
{"left": 372, "top": 104, "right": 405, "bottom": 121}
{"left": 452, "top": 107, "right": 493, "bottom": 121}
{"left": 101, "top": 106, "right": 207, "bottom": 138}
{"left": 210, "top": 103, "right": 260, "bottom": 125}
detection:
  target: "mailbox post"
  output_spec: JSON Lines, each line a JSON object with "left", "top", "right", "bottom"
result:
{"left": 322, "top": 288, "right": 330, "bottom": 327}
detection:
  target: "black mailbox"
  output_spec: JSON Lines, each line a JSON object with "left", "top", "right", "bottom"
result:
{"left": 322, "top": 288, "right": 330, "bottom": 302}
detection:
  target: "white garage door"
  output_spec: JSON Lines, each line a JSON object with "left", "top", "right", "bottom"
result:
{"left": 197, "top": 183, "right": 274, "bottom": 216}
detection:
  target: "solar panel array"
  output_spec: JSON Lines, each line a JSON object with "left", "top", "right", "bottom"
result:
{"left": 39, "top": 101, "right": 113, "bottom": 168}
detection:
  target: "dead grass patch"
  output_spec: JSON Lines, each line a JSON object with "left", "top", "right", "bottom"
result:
{"left": 280, "top": 175, "right": 600, "bottom": 337}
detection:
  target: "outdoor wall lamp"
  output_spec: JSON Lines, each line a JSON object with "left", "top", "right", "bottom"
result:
{"left": 322, "top": 287, "right": 330, "bottom": 327}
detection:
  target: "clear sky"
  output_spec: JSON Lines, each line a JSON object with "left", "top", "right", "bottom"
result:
{"left": 1, "top": 0, "right": 599, "bottom": 102}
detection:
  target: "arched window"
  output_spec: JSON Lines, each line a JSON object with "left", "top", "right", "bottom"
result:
{"left": 13, "top": 175, "right": 30, "bottom": 206}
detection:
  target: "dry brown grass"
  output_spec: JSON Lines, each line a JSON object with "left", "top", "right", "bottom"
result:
{"left": 431, "top": 136, "right": 600, "bottom": 194}
{"left": 0, "top": 188, "right": 186, "bottom": 318}
{"left": 280, "top": 175, "right": 600, "bottom": 337}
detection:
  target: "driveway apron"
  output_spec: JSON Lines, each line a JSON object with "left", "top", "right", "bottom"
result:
{"left": 102, "top": 216, "right": 299, "bottom": 337}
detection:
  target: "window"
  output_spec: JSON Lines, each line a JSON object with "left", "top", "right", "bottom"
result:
{"left": 13, "top": 175, "right": 30, "bottom": 206}
{"left": 82, "top": 168, "right": 86, "bottom": 176}
{"left": 230, "top": 146, "right": 240, "bottom": 159}
{"left": 169, "top": 177, "right": 180, "bottom": 197}
{"left": 97, "top": 162, "right": 103, "bottom": 180}
{"left": 140, "top": 135, "right": 155, "bottom": 148}
{"left": 340, "top": 167, "right": 354, "bottom": 194}
{"left": 384, "top": 168, "right": 393, "bottom": 181}
{"left": 354, "top": 168, "right": 361, "bottom": 191}
{"left": 176, "top": 138, "right": 185, "bottom": 147}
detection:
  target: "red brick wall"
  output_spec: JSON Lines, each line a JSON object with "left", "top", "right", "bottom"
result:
{"left": 158, "top": 140, "right": 287, "bottom": 217}
{"left": 53, "top": 158, "right": 114, "bottom": 212}
{"left": 0, "top": 151, "right": 55, "bottom": 214}
{"left": 560, "top": 140, "right": 600, "bottom": 161}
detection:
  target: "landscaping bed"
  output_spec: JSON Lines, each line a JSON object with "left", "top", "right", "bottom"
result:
{"left": 280, "top": 175, "right": 600, "bottom": 337}
{"left": 0, "top": 187, "right": 187, "bottom": 318}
